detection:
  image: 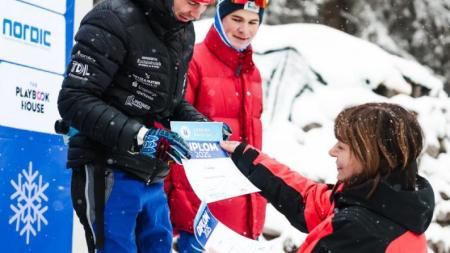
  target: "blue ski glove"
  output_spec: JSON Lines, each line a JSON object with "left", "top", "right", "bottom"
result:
{"left": 140, "top": 128, "right": 191, "bottom": 164}
{"left": 222, "top": 122, "right": 232, "bottom": 141}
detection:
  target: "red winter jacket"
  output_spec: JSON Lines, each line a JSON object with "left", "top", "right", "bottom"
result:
{"left": 230, "top": 143, "right": 435, "bottom": 253}
{"left": 165, "top": 27, "right": 267, "bottom": 239}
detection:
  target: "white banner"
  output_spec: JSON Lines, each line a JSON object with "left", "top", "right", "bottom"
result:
{"left": 0, "top": 61, "right": 63, "bottom": 134}
{"left": 0, "top": 0, "right": 66, "bottom": 74}
{"left": 17, "top": 0, "right": 67, "bottom": 14}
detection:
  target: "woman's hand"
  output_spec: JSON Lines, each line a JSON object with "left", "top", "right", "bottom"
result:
{"left": 220, "top": 141, "right": 241, "bottom": 153}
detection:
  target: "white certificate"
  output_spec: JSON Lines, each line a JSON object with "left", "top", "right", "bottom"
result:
{"left": 171, "top": 121, "right": 260, "bottom": 203}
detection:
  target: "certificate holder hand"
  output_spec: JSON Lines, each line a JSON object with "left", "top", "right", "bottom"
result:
{"left": 220, "top": 141, "right": 241, "bottom": 153}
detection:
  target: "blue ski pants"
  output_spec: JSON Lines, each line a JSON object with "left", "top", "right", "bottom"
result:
{"left": 71, "top": 165, "right": 172, "bottom": 253}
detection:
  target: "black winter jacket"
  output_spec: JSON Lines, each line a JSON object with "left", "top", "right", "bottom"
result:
{"left": 57, "top": 0, "right": 206, "bottom": 182}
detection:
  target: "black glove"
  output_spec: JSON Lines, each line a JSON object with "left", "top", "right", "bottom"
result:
{"left": 54, "top": 119, "right": 79, "bottom": 144}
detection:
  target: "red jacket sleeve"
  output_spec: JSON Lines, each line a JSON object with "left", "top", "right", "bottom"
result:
{"left": 231, "top": 143, "right": 335, "bottom": 232}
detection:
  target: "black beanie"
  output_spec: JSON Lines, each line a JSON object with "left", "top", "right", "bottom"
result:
{"left": 217, "top": 0, "right": 265, "bottom": 24}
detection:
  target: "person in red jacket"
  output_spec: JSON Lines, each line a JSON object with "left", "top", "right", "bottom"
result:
{"left": 164, "top": 0, "right": 268, "bottom": 251}
{"left": 221, "top": 102, "right": 435, "bottom": 253}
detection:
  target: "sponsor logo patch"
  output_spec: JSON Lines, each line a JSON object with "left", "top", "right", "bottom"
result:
{"left": 125, "top": 95, "right": 150, "bottom": 110}
{"left": 137, "top": 56, "right": 162, "bottom": 70}
{"left": 68, "top": 61, "right": 90, "bottom": 80}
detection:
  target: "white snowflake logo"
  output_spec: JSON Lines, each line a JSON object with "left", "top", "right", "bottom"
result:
{"left": 9, "top": 161, "right": 49, "bottom": 245}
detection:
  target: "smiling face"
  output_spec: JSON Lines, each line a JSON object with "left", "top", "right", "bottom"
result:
{"left": 221, "top": 9, "right": 260, "bottom": 49}
{"left": 173, "top": 0, "right": 209, "bottom": 22}
{"left": 329, "top": 141, "right": 364, "bottom": 182}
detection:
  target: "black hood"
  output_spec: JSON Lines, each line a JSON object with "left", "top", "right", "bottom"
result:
{"left": 335, "top": 173, "right": 435, "bottom": 234}
{"left": 131, "top": 0, "right": 188, "bottom": 31}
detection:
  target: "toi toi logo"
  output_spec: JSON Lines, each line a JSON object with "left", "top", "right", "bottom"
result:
{"left": 70, "top": 61, "right": 90, "bottom": 77}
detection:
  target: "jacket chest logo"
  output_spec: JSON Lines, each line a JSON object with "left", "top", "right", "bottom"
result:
{"left": 132, "top": 73, "right": 161, "bottom": 88}
{"left": 125, "top": 95, "right": 150, "bottom": 110}
{"left": 137, "top": 56, "right": 162, "bottom": 70}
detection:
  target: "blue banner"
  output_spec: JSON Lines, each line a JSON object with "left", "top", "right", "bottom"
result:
{"left": 194, "top": 202, "right": 219, "bottom": 247}
{"left": 0, "top": 126, "right": 71, "bottom": 252}
{"left": 0, "top": 0, "right": 75, "bottom": 252}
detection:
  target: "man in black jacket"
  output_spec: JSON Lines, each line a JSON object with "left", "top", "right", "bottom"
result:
{"left": 57, "top": 0, "right": 213, "bottom": 252}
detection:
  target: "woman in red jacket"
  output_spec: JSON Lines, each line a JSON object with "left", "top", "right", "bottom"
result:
{"left": 221, "top": 102, "right": 435, "bottom": 253}
{"left": 165, "top": 0, "right": 268, "bottom": 251}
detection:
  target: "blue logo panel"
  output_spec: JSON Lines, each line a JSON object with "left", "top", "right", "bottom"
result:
{"left": 194, "top": 203, "right": 219, "bottom": 247}
{"left": 0, "top": 126, "right": 72, "bottom": 253}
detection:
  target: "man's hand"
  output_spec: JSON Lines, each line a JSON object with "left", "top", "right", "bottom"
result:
{"left": 140, "top": 128, "right": 191, "bottom": 164}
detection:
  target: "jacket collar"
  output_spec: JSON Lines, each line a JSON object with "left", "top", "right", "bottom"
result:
{"left": 334, "top": 171, "right": 435, "bottom": 234}
{"left": 131, "top": 0, "right": 188, "bottom": 34}
{"left": 204, "top": 26, "right": 255, "bottom": 76}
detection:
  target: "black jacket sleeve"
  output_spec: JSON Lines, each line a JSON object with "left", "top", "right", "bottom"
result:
{"left": 57, "top": 8, "right": 142, "bottom": 151}
{"left": 231, "top": 143, "right": 334, "bottom": 233}
{"left": 171, "top": 98, "right": 209, "bottom": 122}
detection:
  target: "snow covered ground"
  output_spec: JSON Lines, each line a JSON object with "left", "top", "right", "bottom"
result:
{"left": 193, "top": 19, "right": 450, "bottom": 252}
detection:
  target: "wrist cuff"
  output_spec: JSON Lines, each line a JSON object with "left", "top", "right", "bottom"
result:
{"left": 136, "top": 127, "right": 148, "bottom": 146}
{"left": 231, "top": 142, "right": 259, "bottom": 176}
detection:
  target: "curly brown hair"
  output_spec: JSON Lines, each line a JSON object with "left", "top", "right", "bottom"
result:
{"left": 334, "top": 102, "right": 423, "bottom": 196}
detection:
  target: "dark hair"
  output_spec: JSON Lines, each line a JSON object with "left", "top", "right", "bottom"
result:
{"left": 334, "top": 102, "right": 423, "bottom": 196}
